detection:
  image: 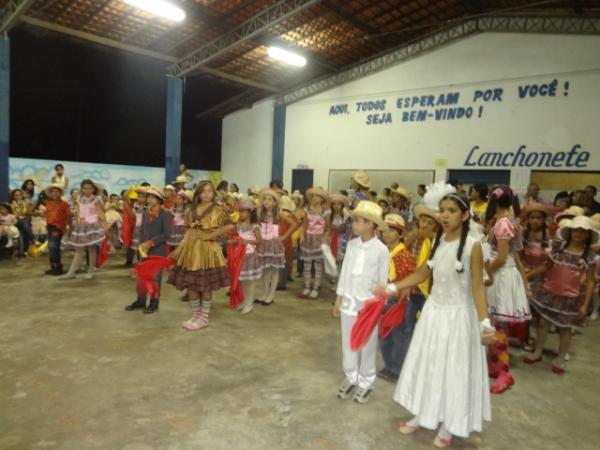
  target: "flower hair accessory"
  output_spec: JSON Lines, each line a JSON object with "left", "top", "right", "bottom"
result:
{"left": 493, "top": 187, "right": 504, "bottom": 199}
{"left": 423, "top": 181, "right": 456, "bottom": 211}
{"left": 454, "top": 260, "right": 464, "bottom": 272}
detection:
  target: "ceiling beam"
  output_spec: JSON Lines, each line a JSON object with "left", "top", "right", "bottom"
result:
{"left": 0, "top": 0, "right": 35, "bottom": 33}
{"left": 167, "top": 0, "right": 325, "bottom": 77}
{"left": 195, "top": 89, "right": 259, "bottom": 119}
{"left": 18, "top": 15, "right": 280, "bottom": 93}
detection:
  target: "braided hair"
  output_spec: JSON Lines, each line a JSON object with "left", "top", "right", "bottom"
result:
{"left": 523, "top": 211, "right": 549, "bottom": 248}
{"left": 427, "top": 192, "right": 471, "bottom": 273}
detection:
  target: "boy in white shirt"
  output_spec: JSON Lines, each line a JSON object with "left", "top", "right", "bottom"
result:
{"left": 333, "top": 201, "right": 389, "bottom": 403}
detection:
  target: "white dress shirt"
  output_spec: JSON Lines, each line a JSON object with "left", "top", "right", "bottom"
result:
{"left": 336, "top": 236, "right": 389, "bottom": 316}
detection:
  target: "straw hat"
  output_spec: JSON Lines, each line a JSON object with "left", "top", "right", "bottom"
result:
{"left": 554, "top": 207, "right": 584, "bottom": 223}
{"left": 291, "top": 190, "right": 304, "bottom": 200}
{"left": 258, "top": 188, "right": 281, "bottom": 205}
{"left": 144, "top": 186, "right": 165, "bottom": 201}
{"left": 235, "top": 197, "right": 257, "bottom": 210}
{"left": 176, "top": 190, "right": 192, "bottom": 203}
{"left": 44, "top": 183, "right": 65, "bottom": 196}
{"left": 135, "top": 186, "right": 148, "bottom": 195}
{"left": 591, "top": 213, "right": 600, "bottom": 229}
{"left": 522, "top": 203, "right": 553, "bottom": 218}
{"left": 164, "top": 184, "right": 175, "bottom": 191}
{"left": 376, "top": 195, "right": 390, "bottom": 206}
{"left": 384, "top": 214, "right": 406, "bottom": 232}
{"left": 351, "top": 200, "right": 384, "bottom": 228}
{"left": 558, "top": 216, "right": 600, "bottom": 245}
{"left": 414, "top": 204, "right": 441, "bottom": 224}
{"left": 329, "top": 193, "right": 349, "bottom": 207}
{"left": 173, "top": 175, "right": 188, "bottom": 185}
{"left": 393, "top": 186, "right": 411, "bottom": 200}
{"left": 352, "top": 171, "right": 371, "bottom": 189}
{"left": 280, "top": 195, "right": 296, "bottom": 212}
{"left": 306, "top": 187, "right": 330, "bottom": 202}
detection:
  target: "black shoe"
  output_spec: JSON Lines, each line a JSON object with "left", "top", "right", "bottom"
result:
{"left": 287, "top": 276, "right": 294, "bottom": 282}
{"left": 144, "top": 300, "right": 159, "bottom": 314}
{"left": 261, "top": 300, "right": 275, "bottom": 306}
{"left": 254, "top": 299, "right": 264, "bottom": 305}
{"left": 125, "top": 299, "right": 146, "bottom": 311}
{"left": 180, "top": 295, "right": 189, "bottom": 302}
{"left": 276, "top": 285, "right": 286, "bottom": 291}
{"left": 45, "top": 267, "right": 64, "bottom": 276}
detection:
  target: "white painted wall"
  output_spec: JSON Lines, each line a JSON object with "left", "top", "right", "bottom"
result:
{"left": 283, "top": 32, "right": 600, "bottom": 192}
{"left": 221, "top": 98, "right": 274, "bottom": 192}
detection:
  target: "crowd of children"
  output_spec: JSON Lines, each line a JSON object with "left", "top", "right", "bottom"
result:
{"left": 2, "top": 166, "right": 600, "bottom": 449}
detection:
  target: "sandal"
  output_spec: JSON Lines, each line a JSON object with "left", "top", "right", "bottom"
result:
{"left": 398, "top": 422, "right": 418, "bottom": 435}
{"left": 490, "top": 371, "right": 514, "bottom": 394}
{"left": 523, "top": 354, "right": 543, "bottom": 364}
{"left": 434, "top": 435, "right": 452, "bottom": 448}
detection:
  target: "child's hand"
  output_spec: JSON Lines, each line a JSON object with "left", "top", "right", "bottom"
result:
{"left": 484, "top": 276, "right": 494, "bottom": 287}
{"left": 332, "top": 297, "right": 341, "bottom": 318}
{"left": 372, "top": 284, "right": 388, "bottom": 298}
{"left": 481, "top": 329, "right": 496, "bottom": 345}
{"left": 578, "top": 304, "right": 588, "bottom": 318}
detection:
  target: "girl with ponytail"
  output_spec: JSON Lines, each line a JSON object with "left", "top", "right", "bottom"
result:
{"left": 484, "top": 185, "right": 531, "bottom": 394}
{"left": 377, "top": 183, "right": 494, "bottom": 448}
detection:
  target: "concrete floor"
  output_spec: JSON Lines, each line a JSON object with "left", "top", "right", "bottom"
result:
{"left": 1, "top": 253, "right": 599, "bottom": 450}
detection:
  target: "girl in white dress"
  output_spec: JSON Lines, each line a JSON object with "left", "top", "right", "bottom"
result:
{"left": 484, "top": 186, "right": 530, "bottom": 394}
{"left": 380, "top": 187, "right": 495, "bottom": 448}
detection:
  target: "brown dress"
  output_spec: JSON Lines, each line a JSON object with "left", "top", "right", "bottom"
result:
{"left": 168, "top": 204, "right": 230, "bottom": 292}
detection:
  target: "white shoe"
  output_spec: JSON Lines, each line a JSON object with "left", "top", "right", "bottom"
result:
{"left": 58, "top": 273, "right": 76, "bottom": 280}
{"left": 590, "top": 311, "right": 599, "bottom": 321}
{"left": 81, "top": 273, "right": 94, "bottom": 280}
{"left": 309, "top": 290, "right": 319, "bottom": 299}
{"left": 241, "top": 305, "right": 253, "bottom": 315}
{"left": 5, "top": 239, "right": 14, "bottom": 248}
{"left": 302, "top": 288, "right": 311, "bottom": 297}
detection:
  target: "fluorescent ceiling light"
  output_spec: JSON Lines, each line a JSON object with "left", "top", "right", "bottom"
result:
{"left": 267, "top": 46, "right": 307, "bottom": 67}
{"left": 125, "top": 0, "right": 186, "bottom": 22}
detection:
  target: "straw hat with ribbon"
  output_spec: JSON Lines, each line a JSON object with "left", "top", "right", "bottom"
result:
{"left": 329, "top": 193, "right": 349, "bottom": 208}
{"left": 558, "top": 216, "right": 600, "bottom": 245}
{"left": 144, "top": 186, "right": 165, "bottom": 202}
{"left": 351, "top": 200, "right": 384, "bottom": 228}
{"left": 306, "top": 187, "right": 330, "bottom": 203}
{"left": 384, "top": 214, "right": 406, "bottom": 232}
{"left": 258, "top": 188, "right": 281, "bottom": 205}
{"left": 44, "top": 183, "right": 65, "bottom": 196}
{"left": 176, "top": 189, "right": 192, "bottom": 203}
{"left": 554, "top": 206, "right": 584, "bottom": 223}
{"left": 352, "top": 171, "right": 371, "bottom": 189}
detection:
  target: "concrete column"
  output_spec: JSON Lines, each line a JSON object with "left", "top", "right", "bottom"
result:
{"left": 0, "top": 36, "right": 10, "bottom": 201}
{"left": 271, "top": 103, "right": 286, "bottom": 182}
{"left": 165, "top": 77, "right": 183, "bottom": 186}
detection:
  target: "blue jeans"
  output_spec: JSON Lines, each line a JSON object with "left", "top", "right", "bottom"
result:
{"left": 16, "top": 218, "right": 35, "bottom": 251}
{"left": 47, "top": 225, "right": 64, "bottom": 269}
{"left": 379, "top": 293, "right": 426, "bottom": 377}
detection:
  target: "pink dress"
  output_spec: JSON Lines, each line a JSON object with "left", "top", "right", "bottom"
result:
{"left": 258, "top": 218, "right": 285, "bottom": 269}
{"left": 486, "top": 216, "right": 531, "bottom": 323}
{"left": 522, "top": 234, "right": 550, "bottom": 299}
{"left": 67, "top": 195, "right": 105, "bottom": 247}
{"left": 301, "top": 209, "right": 328, "bottom": 262}
{"left": 168, "top": 209, "right": 186, "bottom": 247}
{"left": 531, "top": 240, "right": 595, "bottom": 329}
{"left": 238, "top": 224, "right": 263, "bottom": 281}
